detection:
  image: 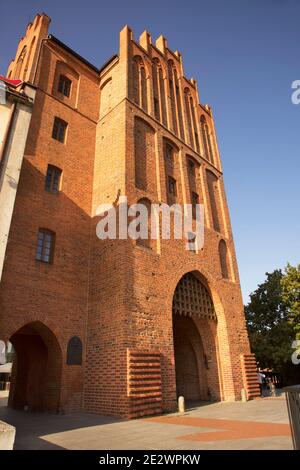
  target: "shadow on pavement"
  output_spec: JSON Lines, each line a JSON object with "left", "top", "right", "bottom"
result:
{"left": 0, "top": 404, "right": 125, "bottom": 450}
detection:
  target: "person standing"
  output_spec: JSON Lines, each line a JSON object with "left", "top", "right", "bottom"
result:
{"left": 257, "top": 370, "right": 266, "bottom": 396}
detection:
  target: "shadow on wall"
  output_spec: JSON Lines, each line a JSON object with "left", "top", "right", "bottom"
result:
{"left": 0, "top": 158, "right": 144, "bottom": 417}
{"left": 0, "top": 159, "right": 94, "bottom": 414}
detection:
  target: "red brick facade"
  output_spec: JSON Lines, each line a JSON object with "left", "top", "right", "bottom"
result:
{"left": 0, "top": 14, "right": 259, "bottom": 418}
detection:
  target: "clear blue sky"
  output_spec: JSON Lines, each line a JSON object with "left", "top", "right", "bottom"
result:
{"left": 0, "top": 0, "right": 299, "bottom": 302}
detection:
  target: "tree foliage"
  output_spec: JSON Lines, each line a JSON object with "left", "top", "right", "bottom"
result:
{"left": 281, "top": 263, "right": 300, "bottom": 339}
{"left": 245, "top": 269, "right": 294, "bottom": 371}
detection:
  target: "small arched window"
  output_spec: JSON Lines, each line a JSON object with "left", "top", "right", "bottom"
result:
{"left": 67, "top": 336, "right": 83, "bottom": 365}
{"left": 219, "top": 239, "right": 229, "bottom": 279}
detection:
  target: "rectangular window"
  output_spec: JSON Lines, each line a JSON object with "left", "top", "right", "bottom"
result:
{"left": 36, "top": 229, "right": 55, "bottom": 264}
{"left": 168, "top": 176, "right": 177, "bottom": 196}
{"left": 58, "top": 75, "right": 72, "bottom": 97}
{"left": 45, "top": 165, "right": 62, "bottom": 193}
{"left": 52, "top": 117, "right": 67, "bottom": 143}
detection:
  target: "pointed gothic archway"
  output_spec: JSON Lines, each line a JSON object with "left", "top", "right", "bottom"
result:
{"left": 8, "top": 321, "right": 62, "bottom": 412}
{"left": 172, "top": 272, "right": 218, "bottom": 403}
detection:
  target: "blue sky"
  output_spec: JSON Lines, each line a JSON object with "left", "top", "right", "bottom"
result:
{"left": 0, "top": 0, "right": 299, "bottom": 302}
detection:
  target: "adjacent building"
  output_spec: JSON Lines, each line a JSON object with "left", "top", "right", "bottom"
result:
{"left": 0, "top": 76, "right": 36, "bottom": 282}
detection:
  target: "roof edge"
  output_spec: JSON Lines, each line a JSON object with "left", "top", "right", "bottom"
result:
{"left": 48, "top": 35, "right": 118, "bottom": 74}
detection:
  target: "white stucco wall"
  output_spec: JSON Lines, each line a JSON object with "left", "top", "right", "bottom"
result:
{"left": 0, "top": 103, "right": 12, "bottom": 156}
{"left": 0, "top": 85, "right": 36, "bottom": 282}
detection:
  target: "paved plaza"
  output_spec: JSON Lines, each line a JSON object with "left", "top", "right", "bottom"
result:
{"left": 0, "top": 391, "right": 292, "bottom": 450}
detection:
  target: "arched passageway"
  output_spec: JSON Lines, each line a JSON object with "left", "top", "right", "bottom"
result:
{"left": 172, "top": 272, "right": 218, "bottom": 403}
{"left": 8, "top": 321, "right": 62, "bottom": 412}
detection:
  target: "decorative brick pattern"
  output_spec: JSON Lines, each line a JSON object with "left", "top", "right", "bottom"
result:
{"left": 127, "top": 350, "right": 163, "bottom": 418}
{"left": 240, "top": 353, "right": 260, "bottom": 400}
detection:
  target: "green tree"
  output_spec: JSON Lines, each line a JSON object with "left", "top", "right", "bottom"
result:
{"left": 281, "top": 263, "right": 300, "bottom": 339}
{"left": 245, "top": 269, "right": 294, "bottom": 372}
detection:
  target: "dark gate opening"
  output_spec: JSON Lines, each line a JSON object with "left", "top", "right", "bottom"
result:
{"left": 9, "top": 321, "right": 62, "bottom": 412}
{"left": 172, "top": 272, "right": 217, "bottom": 404}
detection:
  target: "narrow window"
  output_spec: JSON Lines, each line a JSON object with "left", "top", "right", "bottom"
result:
{"left": 140, "top": 66, "right": 147, "bottom": 112}
{"left": 168, "top": 61, "right": 178, "bottom": 135}
{"left": 152, "top": 59, "right": 160, "bottom": 121}
{"left": 132, "top": 56, "right": 148, "bottom": 112}
{"left": 67, "top": 336, "right": 83, "bottom": 365}
{"left": 45, "top": 165, "right": 62, "bottom": 193}
{"left": 36, "top": 229, "right": 55, "bottom": 264}
{"left": 175, "top": 75, "right": 184, "bottom": 139}
{"left": 206, "top": 170, "right": 221, "bottom": 232}
{"left": 132, "top": 57, "right": 140, "bottom": 105}
{"left": 200, "top": 115, "right": 209, "bottom": 161}
{"left": 188, "top": 158, "right": 195, "bottom": 176}
{"left": 192, "top": 192, "right": 199, "bottom": 219}
{"left": 134, "top": 117, "right": 155, "bottom": 191}
{"left": 52, "top": 117, "right": 67, "bottom": 143}
{"left": 184, "top": 89, "right": 193, "bottom": 146}
{"left": 219, "top": 240, "right": 229, "bottom": 279}
{"left": 190, "top": 96, "right": 199, "bottom": 152}
{"left": 159, "top": 67, "right": 167, "bottom": 126}
{"left": 206, "top": 124, "right": 215, "bottom": 165}
{"left": 136, "top": 197, "right": 153, "bottom": 250}
{"left": 168, "top": 176, "right": 177, "bottom": 196}
{"left": 154, "top": 97, "right": 160, "bottom": 120}
{"left": 58, "top": 75, "right": 72, "bottom": 97}
{"left": 195, "top": 133, "right": 200, "bottom": 154}
{"left": 165, "top": 143, "right": 174, "bottom": 165}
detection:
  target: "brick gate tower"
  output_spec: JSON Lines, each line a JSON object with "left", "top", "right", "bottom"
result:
{"left": 0, "top": 14, "right": 259, "bottom": 417}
